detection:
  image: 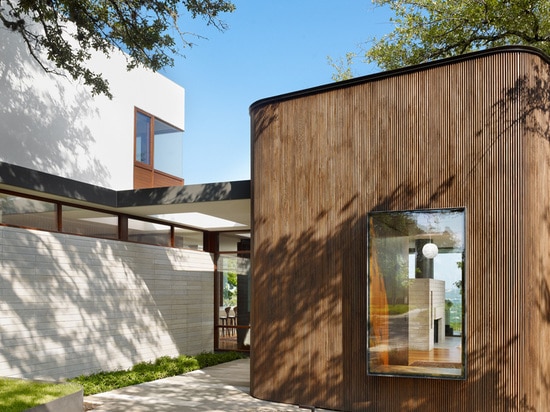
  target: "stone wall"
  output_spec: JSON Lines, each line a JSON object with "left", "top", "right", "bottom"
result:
{"left": 0, "top": 225, "right": 214, "bottom": 380}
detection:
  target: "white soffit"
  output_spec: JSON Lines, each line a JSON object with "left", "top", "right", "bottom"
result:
{"left": 151, "top": 212, "right": 247, "bottom": 231}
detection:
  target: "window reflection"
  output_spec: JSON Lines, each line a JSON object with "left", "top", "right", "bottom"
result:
{"left": 0, "top": 190, "right": 235, "bottom": 253}
{"left": 368, "top": 208, "right": 465, "bottom": 378}
{"left": 174, "top": 227, "right": 204, "bottom": 250}
{"left": 219, "top": 232, "right": 250, "bottom": 252}
{"left": 128, "top": 218, "right": 171, "bottom": 247}
{"left": 136, "top": 112, "right": 152, "bottom": 165}
{"left": 62, "top": 206, "right": 118, "bottom": 239}
{"left": 135, "top": 110, "right": 184, "bottom": 179}
{"left": 154, "top": 118, "right": 184, "bottom": 178}
{"left": 217, "top": 253, "right": 251, "bottom": 351}
{"left": 0, "top": 193, "right": 57, "bottom": 231}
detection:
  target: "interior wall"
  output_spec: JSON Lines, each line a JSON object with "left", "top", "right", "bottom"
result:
{"left": 250, "top": 48, "right": 550, "bottom": 411}
{"left": 0, "top": 225, "right": 213, "bottom": 380}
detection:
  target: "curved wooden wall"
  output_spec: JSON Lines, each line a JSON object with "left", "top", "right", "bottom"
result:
{"left": 250, "top": 48, "right": 550, "bottom": 411}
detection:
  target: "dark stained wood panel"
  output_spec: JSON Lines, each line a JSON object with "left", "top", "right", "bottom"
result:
{"left": 250, "top": 48, "right": 550, "bottom": 411}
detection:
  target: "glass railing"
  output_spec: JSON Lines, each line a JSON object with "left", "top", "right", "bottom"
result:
{"left": 154, "top": 119, "right": 184, "bottom": 178}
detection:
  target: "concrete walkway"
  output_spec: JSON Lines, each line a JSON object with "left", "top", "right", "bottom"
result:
{"left": 84, "top": 358, "right": 338, "bottom": 412}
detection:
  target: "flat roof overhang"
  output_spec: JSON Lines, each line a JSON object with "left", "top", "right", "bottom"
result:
{"left": 0, "top": 161, "right": 250, "bottom": 232}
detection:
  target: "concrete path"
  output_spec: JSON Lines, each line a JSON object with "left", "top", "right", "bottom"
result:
{"left": 84, "top": 358, "right": 338, "bottom": 412}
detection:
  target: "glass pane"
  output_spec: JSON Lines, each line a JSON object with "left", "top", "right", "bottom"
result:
{"left": 0, "top": 193, "right": 57, "bottom": 231}
{"left": 368, "top": 208, "right": 465, "bottom": 379}
{"left": 153, "top": 118, "right": 183, "bottom": 177}
{"left": 62, "top": 206, "right": 118, "bottom": 239}
{"left": 136, "top": 112, "right": 151, "bottom": 164}
{"left": 217, "top": 254, "right": 251, "bottom": 351}
{"left": 128, "top": 218, "right": 170, "bottom": 246}
{"left": 174, "top": 227, "right": 204, "bottom": 250}
{"left": 219, "top": 232, "right": 250, "bottom": 252}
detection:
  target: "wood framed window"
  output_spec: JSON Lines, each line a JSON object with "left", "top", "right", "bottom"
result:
{"left": 134, "top": 108, "right": 184, "bottom": 189}
{"left": 135, "top": 111, "right": 153, "bottom": 168}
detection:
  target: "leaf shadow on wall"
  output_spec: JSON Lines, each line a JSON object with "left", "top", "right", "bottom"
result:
{"left": 0, "top": 29, "right": 110, "bottom": 186}
{"left": 253, "top": 185, "right": 541, "bottom": 411}
{"left": 249, "top": 70, "right": 550, "bottom": 410}
{"left": 0, "top": 228, "right": 207, "bottom": 382}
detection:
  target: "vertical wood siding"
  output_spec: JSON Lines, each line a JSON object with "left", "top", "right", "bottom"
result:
{"left": 251, "top": 49, "right": 550, "bottom": 411}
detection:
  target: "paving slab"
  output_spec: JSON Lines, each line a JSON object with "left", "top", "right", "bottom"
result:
{"left": 84, "top": 358, "right": 338, "bottom": 412}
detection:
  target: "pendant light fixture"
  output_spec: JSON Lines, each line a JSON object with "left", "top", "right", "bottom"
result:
{"left": 422, "top": 240, "right": 438, "bottom": 259}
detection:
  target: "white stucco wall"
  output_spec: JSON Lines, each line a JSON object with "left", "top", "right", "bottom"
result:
{"left": 0, "top": 225, "right": 213, "bottom": 380}
{"left": 0, "top": 27, "right": 185, "bottom": 190}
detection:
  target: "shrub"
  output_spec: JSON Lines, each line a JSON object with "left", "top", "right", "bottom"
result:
{"left": 69, "top": 351, "right": 247, "bottom": 395}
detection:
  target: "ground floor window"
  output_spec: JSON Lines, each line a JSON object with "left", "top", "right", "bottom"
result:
{"left": 215, "top": 250, "right": 251, "bottom": 352}
{"left": 368, "top": 208, "right": 465, "bottom": 379}
{"left": 0, "top": 190, "right": 205, "bottom": 250}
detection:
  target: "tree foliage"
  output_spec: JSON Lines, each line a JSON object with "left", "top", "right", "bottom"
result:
{"left": 366, "top": 0, "right": 550, "bottom": 71}
{"left": 0, "top": 0, "right": 235, "bottom": 97}
{"left": 327, "top": 52, "right": 356, "bottom": 82}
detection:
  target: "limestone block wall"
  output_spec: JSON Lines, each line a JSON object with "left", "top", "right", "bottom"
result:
{"left": 0, "top": 225, "right": 214, "bottom": 380}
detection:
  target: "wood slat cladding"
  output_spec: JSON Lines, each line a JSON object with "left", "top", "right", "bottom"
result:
{"left": 134, "top": 164, "right": 153, "bottom": 188}
{"left": 133, "top": 164, "right": 184, "bottom": 189}
{"left": 250, "top": 47, "right": 550, "bottom": 411}
{"left": 152, "top": 170, "right": 184, "bottom": 188}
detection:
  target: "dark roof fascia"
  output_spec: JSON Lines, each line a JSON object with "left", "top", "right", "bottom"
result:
{"left": 249, "top": 45, "right": 550, "bottom": 112}
{"left": 116, "top": 180, "right": 251, "bottom": 207}
{"left": 0, "top": 161, "right": 251, "bottom": 208}
{"left": 0, "top": 161, "right": 118, "bottom": 207}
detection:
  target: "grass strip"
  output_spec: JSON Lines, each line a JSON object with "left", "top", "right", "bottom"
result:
{"left": 0, "top": 378, "right": 81, "bottom": 412}
{"left": 69, "top": 351, "right": 247, "bottom": 396}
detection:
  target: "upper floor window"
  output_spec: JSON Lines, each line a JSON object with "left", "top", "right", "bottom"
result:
{"left": 136, "top": 111, "right": 152, "bottom": 165}
{"left": 368, "top": 208, "right": 465, "bottom": 379}
{"left": 134, "top": 108, "right": 184, "bottom": 188}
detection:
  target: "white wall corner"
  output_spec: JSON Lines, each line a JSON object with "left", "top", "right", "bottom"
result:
{"left": 0, "top": 26, "right": 185, "bottom": 190}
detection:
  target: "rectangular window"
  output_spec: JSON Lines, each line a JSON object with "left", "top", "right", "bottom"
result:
{"left": 0, "top": 190, "right": 216, "bottom": 253}
{"left": 367, "top": 208, "right": 465, "bottom": 379}
{"left": 0, "top": 193, "right": 57, "bottom": 231}
{"left": 135, "top": 111, "right": 152, "bottom": 165}
{"left": 174, "top": 227, "right": 204, "bottom": 250}
{"left": 127, "top": 218, "right": 171, "bottom": 247}
{"left": 153, "top": 118, "right": 184, "bottom": 178}
{"left": 61, "top": 206, "right": 118, "bottom": 239}
{"left": 134, "top": 109, "right": 184, "bottom": 189}
{"left": 216, "top": 253, "right": 251, "bottom": 351}
{"left": 135, "top": 109, "right": 184, "bottom": 176}
{"left": 219, "top": 232, "right": 251, "bottom": 252}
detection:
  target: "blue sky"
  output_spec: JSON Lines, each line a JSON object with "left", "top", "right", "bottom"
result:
{"left": 161, "top": 1, "right": 394, "bottom": 185}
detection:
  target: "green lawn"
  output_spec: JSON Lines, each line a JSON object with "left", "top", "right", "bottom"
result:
{"left": 0, "top": 378, "right": 81, "bottom": 412}
{"left": 0, "top": 351, "right": 246, "bottom": 411}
